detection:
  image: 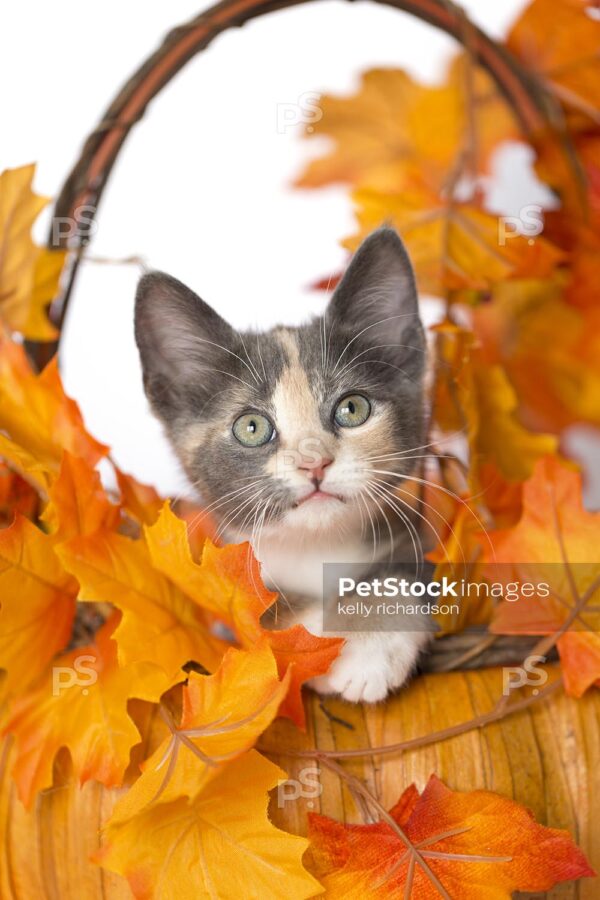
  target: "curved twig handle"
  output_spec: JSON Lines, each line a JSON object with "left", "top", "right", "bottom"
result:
{"left": 31, "top": 0, "right": 579, "bottom": 369}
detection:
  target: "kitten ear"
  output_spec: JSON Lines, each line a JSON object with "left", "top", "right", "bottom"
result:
{"left": 327, "top": 227, "right": 424, "bottom": 379}
{"left": 135, "top": 271, "right": 236, "bottom": 417}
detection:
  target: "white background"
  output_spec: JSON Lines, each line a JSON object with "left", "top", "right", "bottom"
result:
{"left": 6, "top": 0, "right": 596, "bottom": 501}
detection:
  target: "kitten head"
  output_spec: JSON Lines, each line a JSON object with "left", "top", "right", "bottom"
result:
{"left": 135, "top": 227, "right": 426, "bottom": 540}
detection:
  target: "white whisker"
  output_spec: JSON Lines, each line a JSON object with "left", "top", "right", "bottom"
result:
{"left": 331, "top": 312, "right": 420, "bottom": 375}
{"left": 366, "top": 479, "right": 423, "bottom": 572}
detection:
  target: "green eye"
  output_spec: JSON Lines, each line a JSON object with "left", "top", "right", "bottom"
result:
{"left": 232, "top": 413, "right": 274, "bottom": 447}
{"left": 334, "top": 394, "right": 371, "bottom": 428}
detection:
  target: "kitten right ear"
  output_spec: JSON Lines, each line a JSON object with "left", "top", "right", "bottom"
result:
{"left": 135, "top": 271, "right": 236, "bottom": 417}
{"left": 326, "top": 226, "right": 424, "bottom": 381}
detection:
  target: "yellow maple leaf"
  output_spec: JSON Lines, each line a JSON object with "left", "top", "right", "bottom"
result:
{"left": 98, "top": 749, "right": 322, "bottom": 900}
{"left": 109, "top": 642, "right": 290, "bottom": 823}
{"left": 0, "top": 432, "right": 52, "bottom": 494}
{"left": 346, "top": 176, "right": 564, "bottom": 296}
{"left": 0, "top": 164, "right": 65, "bottom": 340}
{"left": 57, "top": 529, "right": 227, "bottom": 679}
{"left": 144, "top": 503, "right": 275, "bottom": 640}
{"left": 297, "top": 58, "right": 517, "bottom": 192}
{"left": 468, "top": 364, "right": 557, "bottom": 482}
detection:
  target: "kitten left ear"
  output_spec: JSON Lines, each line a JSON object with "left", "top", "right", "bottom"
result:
{"left": 327, "top": 226, "right": 425, "bottom": 378}
{"left": 135, "top": 271, "right": 237, "bottom": 419}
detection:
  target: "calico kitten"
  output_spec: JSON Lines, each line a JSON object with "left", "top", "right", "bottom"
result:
{"left": 135, "top": 226, "right": 432, "bottom": 702}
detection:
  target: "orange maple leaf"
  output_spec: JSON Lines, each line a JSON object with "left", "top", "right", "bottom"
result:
{"left": 471, "top": 278, "right": 600, "bottom": 433}
{"left": 431, "top": 322, "right": 557, "bottom": 485}
{"left": 307, "top": 774, "right": 594, "bottom": 898}
{"left": 0, "top": 462, "right": 38, "bottom": 527}
{"left": 0, "top": 335, "right": 108, "bottom": 472}
{"left": 115, "top": 466, "right": 164, "bottom": 527}
{"left": 484, "top": 456, "right": 600, "bottom": 696}
{"left": 3, "top": 613, "right": 179, "bottom": 808}
{"left": 0, "top": 514, "right": 76, "bottom": 701}
{"left": 41, "top": 451, "right": 120, "bottom": 540}
{"left": 507, "top": 0, "right": 600, "bottom": 135}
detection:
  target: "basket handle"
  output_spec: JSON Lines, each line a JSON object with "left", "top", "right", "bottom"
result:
{"left": 29, "top": 0, "right": 580, "bottom": 370}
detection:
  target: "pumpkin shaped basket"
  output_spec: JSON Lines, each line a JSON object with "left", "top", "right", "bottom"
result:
{"left": 3, "top": 1, "right": 600, "bottom": 898}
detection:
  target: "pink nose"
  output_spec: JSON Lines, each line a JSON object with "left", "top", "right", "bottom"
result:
{"left": 297, "top": 456, "right": 333, "bottom": 483}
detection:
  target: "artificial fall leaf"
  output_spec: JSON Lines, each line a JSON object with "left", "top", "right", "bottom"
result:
{"left": 418, "top": 458, "right": 500, "bottom": 635}
{"left": 190, "top": 537, "right": 343, "bottom": 728}
{"left": 428, "top": 504, "right": 494, "bottom": 636}
{"left": 57, "top": 529, "right": 226, "bottom": 680}
{"left": 307, "top": 774, "right": 594, "bottom": 898}
{"left": 145, "top": 505, "right": 344, "bottom": 728}
{"left": 471, "top": 277, "right": 600, "bottom": 431}
{"left": 266, "top": 626, "right": 344, "bottom": 727}
{"left": 0, "top": 335, "right": 108, "bottom": 471}
{"left": 555, "top": 631, "right": 600, "bottom": 698}
{"left": 145, "top": 504, "right": 276, "bottom": 638}
{"left": 0, "top": 164, "right": 66, "bottom": 340}
{"left": 175, "top": 496, "right": 218, "bottom": 556}
{"left": 476, "top": 462, "right": 523, "bottom": 529}
{"left": 485, "top": 455, "right": 599, "bottom": 567}
{"left": 0, "top": 462, "right": 38, "bottom": 527}
{"left": 484, "top": 456, "right": 600, "bottom": 696}
{"left": 108, "top": 642, "right": 290, "bottom": 823}
{"left": 3, "top": 614, "right": 179, "bottom": 808}
{"left": 98, "top": 750, "right": 322, "bottom": 900}
{"left": 41, "top": 451, "right": 120, "bottom": 540}
{"left": 0, "top": 514, "right": 76, "bottom": 701}
{"left": 296, "top": 58, "right": 517, "bottom": 191}
{"left": 507, "top": 0, "right": 600, "bottom": 135}
{"left": 115, "top": 466, "right": 164, "bottom": 526}
{"left": 431, "top": 322, "right": 556, "bottom": 483}
{"left": 538, "top": 140, "right": 600, "bottom": 306}
{"left": 463, "top": 361, "right": 557, "bottom": 483}
{"left": 346, "top": 176, "right": 564, "bottom": 296}
{"left": 0, "top": 432, "right": 53, "bottom": 494}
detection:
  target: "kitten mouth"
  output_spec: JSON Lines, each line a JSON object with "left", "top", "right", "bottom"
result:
{"left": 293, "top": 489, "right": 345, "bottom": 508}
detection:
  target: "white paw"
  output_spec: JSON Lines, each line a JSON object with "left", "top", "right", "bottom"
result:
{"left": 309, "top": 647, "right": 391, "bottom": 703}
{"left": 308, "top": 634, "right": 427, "bottom": 704}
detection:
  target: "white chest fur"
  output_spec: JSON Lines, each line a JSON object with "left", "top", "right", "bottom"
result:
{"left": 254, "top": 531, "right": 376, "bottom": 601}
